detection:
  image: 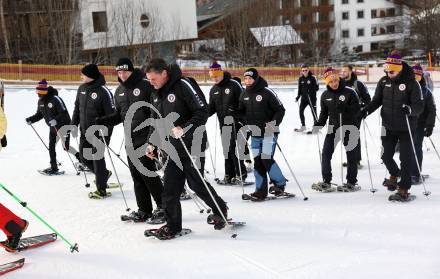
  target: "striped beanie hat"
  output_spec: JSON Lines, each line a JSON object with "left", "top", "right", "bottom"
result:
{"left": 385, "top": 50, "right": 403, "bottom": 73}
{"left": 209, "top": 61, "right": 223, "bottom": 77}
{"left": 36, "top": 79, "right": 48, "bottom": 95}
{"left": 322, "top": 67, "right": 339, "bottom": 85}
{"left": 412, "top": 64, "right": 423, "bottom": 82}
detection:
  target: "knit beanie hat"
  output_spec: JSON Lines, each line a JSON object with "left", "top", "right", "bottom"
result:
{"left": 81, "top": 64, "right": 101, "bottom": 80}
{"left": 36, "top": 79, "right": 48, "bottom": 95}
{"left": 385, "top": 50, "right": 403, "bottom": 73}
{"left": 322, "top": 67, "right": 339, "bottom": 85}
{"left": 412, "top": 63, "right": 423, "bottom": 82}
{"left": 243, "top": 68, "right": 259, "bottom": 80}
{"left": 115, "top": 58, "right": 134, "bottom": 72}
{"left": 209, "top": 61, "right": 223, "bottom": 78}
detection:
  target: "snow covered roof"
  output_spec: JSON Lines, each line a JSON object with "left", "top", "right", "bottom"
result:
{"left": 250, "top": 25, "right": 304, "bottom": 47}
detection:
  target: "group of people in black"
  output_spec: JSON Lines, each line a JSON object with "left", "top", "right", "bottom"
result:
{"left": 21, "top": 49, "right": 437, "bottom": 239}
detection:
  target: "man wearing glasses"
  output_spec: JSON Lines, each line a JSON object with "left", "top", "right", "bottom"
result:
{"left": 360, "top": 50, "right": 423, "bottom": 201}
{"left": 295, "top": 64, "right": 319, "bottom": 133}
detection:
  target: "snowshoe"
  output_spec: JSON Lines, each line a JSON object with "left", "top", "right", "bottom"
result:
{"left": 38, "top": 168, "right": 65, "bottom": 176}
{"left": 311, "top": 182, "right": 336, "bottom": 192}
{"left": 383, "top": 176, "right": 399, "bottom": 191}
{"left": 88, "top": 190, "right": 112, "bottom": 199}
{"left": 146, "top": 207, "right": 166, "bottom": 225}
{"left": 337, "top": 183, "right": 361, "bottom": 192}
{"left": 0, "top": 258, "right": 25, "bottom": 276}
{"left": 216, "top": 176, "right": 233, "bottom": 185}
{"left": 180, "top": 190, "right": 191, "bottom": 201}
{"left": 0, "top": 233, "right": 57, "bottom": 253}
{"left": 269, "top": 185, "right": 285, "bottom": 196}
{"left": 389, "top": 188, "right": 416, "bottom": 202}
{"left": 0, "top": 220, "right": 28, "bottom": 252}
{"left": 107, "top": 182, "right": 123, "bottom": 189}
{"left": 242, "top": 191, "right": 295, "bottom": 201}
{"left": 75, "top": 162, "right": 91, "bottom": 172}
{"left": 294, "top": 126, "right": 306, "bottom": 132}
{"left": 121, "top": 210, "right": 151, "bottom": 223}
{"left": 144, "top": 225, "right": 191, "bottom": 240}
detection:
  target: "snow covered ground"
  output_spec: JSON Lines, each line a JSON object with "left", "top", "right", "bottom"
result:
{"left": 1, "top": 85, "right": 440, "bottom": 279}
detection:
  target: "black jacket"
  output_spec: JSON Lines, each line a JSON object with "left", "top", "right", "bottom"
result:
{"left": 297, "top": 71, "right": 319, "bottom": 100}
{"left": 71, "top": 74, "right": 115, "bottom": 133}
{"left": 417, "top": 77, "right": 436, "bottom": 129}
{"left": 98, "top": 69, "right": 154, "bottom": 148}
{"left": 209, "top": 71, "right": 243, "bottom": 125}
{"left": 344, "top": 73, "right": 371, "bottom": 107}
{"left": 148, "top": 64, "right": 208, "bottom": 158}
{"left": 366, "top": 62, "right": 424, "bottom": 132}
{"left": 315, "top": 79, "right": 360, "bottom": 133}
{"left": 27, "top": 86, "right": 71, "bottom": 129}
{"left": 238, "top": 76, "right": 285, "bottom": 136}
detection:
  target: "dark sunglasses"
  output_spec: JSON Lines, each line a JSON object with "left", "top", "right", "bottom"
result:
{"left": 384, "top": 70, "right": 396, "bottom": 75}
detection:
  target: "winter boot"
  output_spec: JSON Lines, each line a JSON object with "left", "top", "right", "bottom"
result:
{"left": 218, "top": 175, "right": 232, "bottom": 185}
{"left": 88, "top": 189, "right": 112, "bottom": 199}
{"left": 3, "top": 219, "right": 28, "bottom": 252}
{"left": 128, "top": 210, "right": 151, "bottom": 223}
{"left": 147, "top": 207, "right": 166, "bottom": 225}
{"left": 269, "top": 185, "right": 285, "bottom": 196}
{"left": 411, "top": 176, "right": 422, "bottom": 185}
{"left": 311, "top": 181, "right": 335, "bottom": 192}
{"left": 383, "top": 176, "right": 399, "bottom": 191}
{"left": 249, "top": 191, "right": 267, "bottom": 201}
{"left": 294, "top": 126, "right": 306, "bottom": 132}
{"left": 389, "top": 188, "right": 410, "bottom": 201}
{"left": 337, "top": 182, "right": 361, "bottom": 192}
{"left": 207, "top": 206, "right": 228, "bottom": 230}
{"left": 154, "top": 225, "right": 180, "bottom": 239}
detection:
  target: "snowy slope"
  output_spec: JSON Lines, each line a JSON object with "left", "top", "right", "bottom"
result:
{"left": 0, "top": 85, "right": 439, "bottom": 279}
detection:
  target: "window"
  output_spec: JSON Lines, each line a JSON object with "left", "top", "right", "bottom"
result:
{"left": 386, "top": 8, "right": 395, "bottom": 16}
{"left": 371, "top": 42, "right": 379, "bottom": 51}
{"left": 357, "top": 0, "right": 364, "bottom": 2}
{"left": 357, "top": 28, "right": 364, "bottom": 37}
{"left": 342, "top": 0, "right": 349, "bottom": 4}
{"left": 342, "top": 11, "right": 349, "bottom": 20}
{"left": 92, "top": 11, "right": 108, "bottom": 32}
{"left": 357, "top": 10, "right": 364, "bottom": 19}
{"left": 354, "top": 45, "right": 363, "bottom": 53}
{"left": 342, "top": 29, "right": 349, "bottom": 38}
{"left": 301, "top": 14, "right": 309, "bottom": 23}
{"left": 371, "top": 27, "right": 377, "bottom": 35}
{"left": 386, "top": 25, "right": 395, "bottom": 34}
{"left": 140, "top": 14, "right": 150, "bottom": 28}
{"left": 371, "top": 10, "right": 377, "bottom": 18}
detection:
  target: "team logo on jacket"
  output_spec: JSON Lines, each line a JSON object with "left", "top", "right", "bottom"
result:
{"left": 399, "top": 84, "right": 406, "bottom": 91}
{"left": 256, "top": 95, "right": 262, "bottom": 102}
{"left": 133, "top": 88, "right": 140, "bottom": 96}
{"left": 214, "top": 91, "right": 219, "bottom": 95}
{"left": 48, "top": 102, "right": 53, "bottom": 108}
{"left": 91, "top": 92, "right": 98, "bottom": 99}
{"left": 119, "top": 92, "right": 125, "bottom": 96}
{"left": 307, "top": 80, "right": 311, "bottom": 84}
{"left": 167, "top": 94, "right": 176, "bottom": 103}
{"left": 225, "top": 88, "right": 230, "bottom": 94}
{"left": 339, "top": 95, "right": 346, "bottom": 102}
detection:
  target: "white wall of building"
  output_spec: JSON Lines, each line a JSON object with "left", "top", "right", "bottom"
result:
{"left": 80, "top": 0, "right": 198, "bottom": 50}
{"left": 333, "top": 0, "right": 411, "bottom": 55}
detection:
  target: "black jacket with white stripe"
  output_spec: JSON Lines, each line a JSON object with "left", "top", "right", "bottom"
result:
{"left": 208, "top": 71, "right": 243, "bottom": 126}
{"left": 98, "top": 69, "right": 154, "bottom": 148}
{"left": 238, "top": 76, "right": 285, "bottom": 137}
{"left": 26, "top": 86, "right": 71, "bottom": 130}
{"left": 297, "top": 71, "right": 319, "bottom": 101}
{"left": 315, "top": 79, "right": 360, "bottom": 133}
{"left": 365, "top": 62, "right": 424, "bottom": 132}
{"left": 71, "top": 74, "right": 116, "bottom": 133}
{"left": 148, "top": 64, "right": 208, "bottom": 157}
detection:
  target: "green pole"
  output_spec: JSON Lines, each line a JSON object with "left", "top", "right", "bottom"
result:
{"left": 0, "top": 182, "right": 79, "bottom": 253}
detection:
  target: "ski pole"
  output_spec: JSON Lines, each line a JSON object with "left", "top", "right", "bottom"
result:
{"left": 214, "top": 119, "right": 218, "bottom": 178}
{"left": 29, "top": 123, "right": 61, "bottom": 166}
{"left": 274, "top": 141, "right": 309, "bottom": 200}
{"left": 405, "top": 115, "right": 430, "bottom": 197}
{"left": 179, "top": 138, "right": 238, "bottom": 238}
{"left": 54, "top": 128, "right": 79, "bottom": 175}
{"left": 73, "top": 136, "right": 91, "bottom": 188}
{"left": 117, "top": 138, "right": 125, "bottom": 157}
{"left": 0, "top": 182, "right": 79, "bottom": 253}
{"left": 206, "top": 137, "right": 218, "bottom": 181}
{"left": 105, "top": 144, "right": 129, "bottom": 169}
{"left": 232, "top": 122, "right": 246, "bottom": 196}
{"left": 428, "top": 137, "right": 440, "bottom": 162}
{"left": 362, "top": 120, "right": 377, "bottom": 193}
{"left": 339, "top": 113, "right": 344, "bottom": 186}
{"left": 307, "top": 95, "right": 322, "bottom": 165}
{"left": 99, "top": 129, "right": 130, "bottom": 211}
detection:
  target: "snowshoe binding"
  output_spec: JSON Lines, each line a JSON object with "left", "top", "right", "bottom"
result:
{"left": 146, "top": 207, "right": 166, "bottom": 225}
{"left": 389, "top": 188, "right": 416, "bottom": 202}
{"left": 337, "top": 183, "right": 361, "bottom": 192}
{"left": 383, "top": 176, "right": 399, "bottom": 191}
{"left": 311, "top": 182, "right": 336, "bottom": 192}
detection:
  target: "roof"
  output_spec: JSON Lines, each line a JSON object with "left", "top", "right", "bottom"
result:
{"left": 250, "top": 25, "right": 304, "bottom": 47}
{"left": 197, "top": 0, "right": 253, "bottom": 31}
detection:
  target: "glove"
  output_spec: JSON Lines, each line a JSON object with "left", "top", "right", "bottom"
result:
{"left": 295, "top": 96, "right": 300, "bottom": 102}
{"left": 25, "top": 118, "right": 32, "bottom": 125}
{"left": 48, "top": 119, "right": 57, "bottom": 127}
{"left": 401, "top": 104, "right": 411, "bottom": 115}
{"left": 425, "top": 127, "right": 433, "bottom": 137}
